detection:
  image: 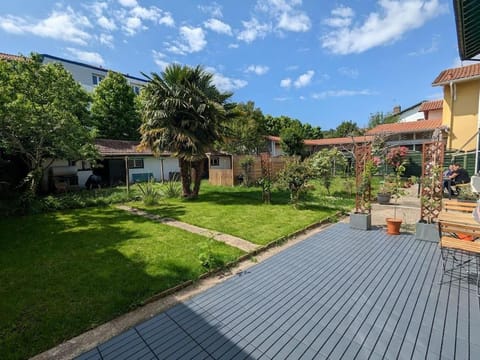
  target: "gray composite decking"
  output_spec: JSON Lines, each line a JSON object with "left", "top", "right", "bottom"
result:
{"left": 76, "top": 223, "right": 480, "bottom": 359}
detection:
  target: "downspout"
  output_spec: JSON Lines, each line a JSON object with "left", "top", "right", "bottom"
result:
{"left": 476, "top": 86, "right": 480, "bottom": 174}
{"left": 449, "top": 81, "right": 455, "bottom": 150}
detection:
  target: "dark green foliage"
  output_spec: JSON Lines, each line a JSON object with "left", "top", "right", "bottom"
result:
{"left": 139, "top": 64, "right": 232, "bottom": 198}
{"left": 334, "top": 120, "right": 363, "bottom": 137}
{"left": 280, "top": 124, "right": 305, "bottom": 157}
{"left": 0, "top": 54, "right": 97, "bottom": 200}
{"left": 264, "top": 114, "right": 322, "bottom": 139}
{"left": 224, "top": 101, "right": 268, "bottom": 154}
{"left": 276, "top": 159, "right": 314, "bottom": 207}
{"left": 368, "top": 111, "right": 398, "bottom": 129}
{"left": 91, "top": 71, "right": 141, "bottom": 140}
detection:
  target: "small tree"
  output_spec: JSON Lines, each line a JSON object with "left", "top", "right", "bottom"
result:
{"left": 0, "top": 54, "right": 97, "bottom": 203}
{"left": 310, "top": 148, "right": 347, "bottom": 194}
{"left": 280, "top": 124, "right": 305, "bottom": 157}
{"left": 91, "top": 71, "right": 141, "bottom": 140}
{"left": 276, "top": 159, "right": 313, "bottom": 208}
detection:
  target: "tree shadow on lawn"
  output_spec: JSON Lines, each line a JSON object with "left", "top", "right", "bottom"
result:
{"left": 0, "top": 207, "right": 209, "bottom": 360}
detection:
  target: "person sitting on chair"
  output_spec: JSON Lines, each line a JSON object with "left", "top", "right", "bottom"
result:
{"left": 442, "top": 164, "right": 454, "bottom": 193}
{"left": 447, "top": 163, "right": 470, "bottom": 196}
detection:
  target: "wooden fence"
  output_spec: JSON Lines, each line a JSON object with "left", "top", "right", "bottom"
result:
{"left": 209, "top": 155, "right": 294, "bottom": 186}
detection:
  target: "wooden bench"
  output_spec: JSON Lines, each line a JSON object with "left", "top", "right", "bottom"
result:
{"left": 438, "top": 200, "right": 480, "bottom": 296}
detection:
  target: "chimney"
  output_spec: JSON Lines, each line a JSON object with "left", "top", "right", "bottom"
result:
{"left": 393, "top": 105, "right": 401, "bottom": 114}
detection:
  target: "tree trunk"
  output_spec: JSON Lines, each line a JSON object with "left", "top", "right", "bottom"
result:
{"left": 192, "top": 160, "right": 204, "bottom": 198}
{"left": 179, "top": 158, "right": 192, "bottom": 197}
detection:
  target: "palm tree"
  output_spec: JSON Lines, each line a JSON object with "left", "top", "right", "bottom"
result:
{"left": 139, "top": 64, "right": 232, "bottom": 198}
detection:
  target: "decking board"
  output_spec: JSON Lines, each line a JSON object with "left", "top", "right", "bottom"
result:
{"left": 75, "top": 223, "right": 480, "bottom": 359}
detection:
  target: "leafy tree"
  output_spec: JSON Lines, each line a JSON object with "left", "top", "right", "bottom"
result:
{"left": 302, "top": 123, "right": 323, "bottom": 139}
{"left": 368, "top": 111, "right": 398, "bottom": 129}
{"left": 139, "top": 64, "right": 232, "bottom": 198}
{"left": 0, "top": 54, "right": 97, "bottom": 200}
{"left": 91, "top": 71, "right": 141, "bottom": 140}
{"left": 224, "top": 101, "right": 267, "bottom": 154}
{"left": 280, "top": 124, "right": 305, "bottom": 157}
{"left": 335, "top": 120, "right": 362, "bottom": 138}
{"left": 310, "top": 148, "right": 347, "bottom": 194}
{"left": 276, "top": 159, "right": 314, "bottom": 208}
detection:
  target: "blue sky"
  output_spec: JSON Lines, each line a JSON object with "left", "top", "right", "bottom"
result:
{"left": 0, "top": 0, "right": 469, "bottom": 130}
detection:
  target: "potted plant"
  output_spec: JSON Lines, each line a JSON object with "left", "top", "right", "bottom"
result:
{"left": 384, "top": 146, "right": 409, "bottom": 235}
{"left": 415, "top": 140, "right": 445, "bottom": 242}
{"left": 377, "top": 179, "right": 393, "bottom": 204}
{"left": 350, "top": 144, "right": 374, "bottom": 230}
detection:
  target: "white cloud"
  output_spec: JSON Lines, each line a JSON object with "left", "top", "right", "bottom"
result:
{"left": 98, "top": 33, "right": 114, "bottom": 47}
{"left": 119, "top": 4, "right": 174, "bottom": 35}
{"left": 167, "top": 26, "right": 207, "bottom": 55}
{"left": 207, "top": 67, "right": 248, "bottom": 92}
{"left": 85, "top": 2, "right": 108, "bottom": 18}
{"left": 245, "top": 65, "right": 269, "bottom": 75}
{"left": 98, "top": 16, "right": 117, "bottom": 31}
{"left": 66, "top": 47, "right": 105, "bottom": 66}
{"left": 277, "top": 11, "right": 311, "bottom": 32}
{"left": 118, "top": 0, "right": 138, "bottom": 8}
{"left": 198, "top": 3, "right": 223, "bottom": 18}
{"left": 152, "top": 50, "right": 170, "bottom": 71}
{"left": 228, "top": 43, "right": 239, "bottom": 48}
{"left": 0, "top": 7, "right": 92, "bottom": 45}
{"left": 237, "top": 18, "right": 271, "bottom": 43}
{"left": 204, "top": 18, "right": 232, "bottom": 35}
{"left": 123, "top": 16, "right": 143, "bottom": 35}
{"left": 322, "top": 0, "right": 448, "bottom": 55}
{"left": 280, "top": 78, "right": 292, "bottom": 88}
{"left": 294, "top": 70, "right": 314, "bottom": 88}
{"left": 256, "top": 0, "right": 311, "bottom": 33}
{"left": 311, "top": 89, "right": 375, "bottom": 99}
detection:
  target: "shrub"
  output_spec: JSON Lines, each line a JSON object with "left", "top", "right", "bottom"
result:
{"left": 136, "top": 178, "right": 161, "bottom": 206}
{"left": 161, "top": 177, "right": 181, "bottom": 198}
{"left": 198, "top": 238, "right": 225, "bottom": 270}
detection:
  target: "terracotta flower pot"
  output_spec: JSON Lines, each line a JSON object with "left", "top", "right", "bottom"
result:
{"left": 386, "top": 218, "right": 402, "bottom": 235}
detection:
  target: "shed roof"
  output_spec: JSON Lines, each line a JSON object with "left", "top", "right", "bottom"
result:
{"left": 95, "top": 139, "right": 171, "bottom": 157}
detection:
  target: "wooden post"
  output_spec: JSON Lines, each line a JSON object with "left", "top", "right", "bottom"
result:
{"left": 125, "top": 156, "right": 130, "bottom": 195}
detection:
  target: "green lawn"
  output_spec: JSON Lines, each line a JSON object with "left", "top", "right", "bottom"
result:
{"left": 0, "top": 178, "right": 354, "bottom": 359}
{"left": 0, "top": 207, "right": 244, "bottom": 360}
{"left": 135, "top": 180, "right": 355, "bottom": 244}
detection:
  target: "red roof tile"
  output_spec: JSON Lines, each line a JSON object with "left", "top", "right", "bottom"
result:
{"left": 366, "top": 119, "right": 442, "bottom": 135}
{"left": 95, "top": 139, "right": 171, "bottom": 157}
{"left": 432, "top": 63, "right": 480, "bottom": 85}
{"left": 267, "top": 135, "right": 374, "bottom": 146}
{"left": 304, "top": 136, "right": 374, "bottom": 146}
{"left": 419, "top": 100, "right": 443, "bottom": 112}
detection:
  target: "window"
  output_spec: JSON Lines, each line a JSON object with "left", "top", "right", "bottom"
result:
{"left": 210, "top": 157, "right": 220, "bottom": 167}
{"left": 127, "top": 158, "right": 144, "bottom": 169}
{"left": 131, "top": 85, "right": 141, "bottom": 95}
{"left": 92, "top": 74, "right": 104, "bottom": 85}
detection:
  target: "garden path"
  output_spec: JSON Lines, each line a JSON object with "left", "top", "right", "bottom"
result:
{"left": 115, "top": 205, "right": 259, "bottom": 252}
